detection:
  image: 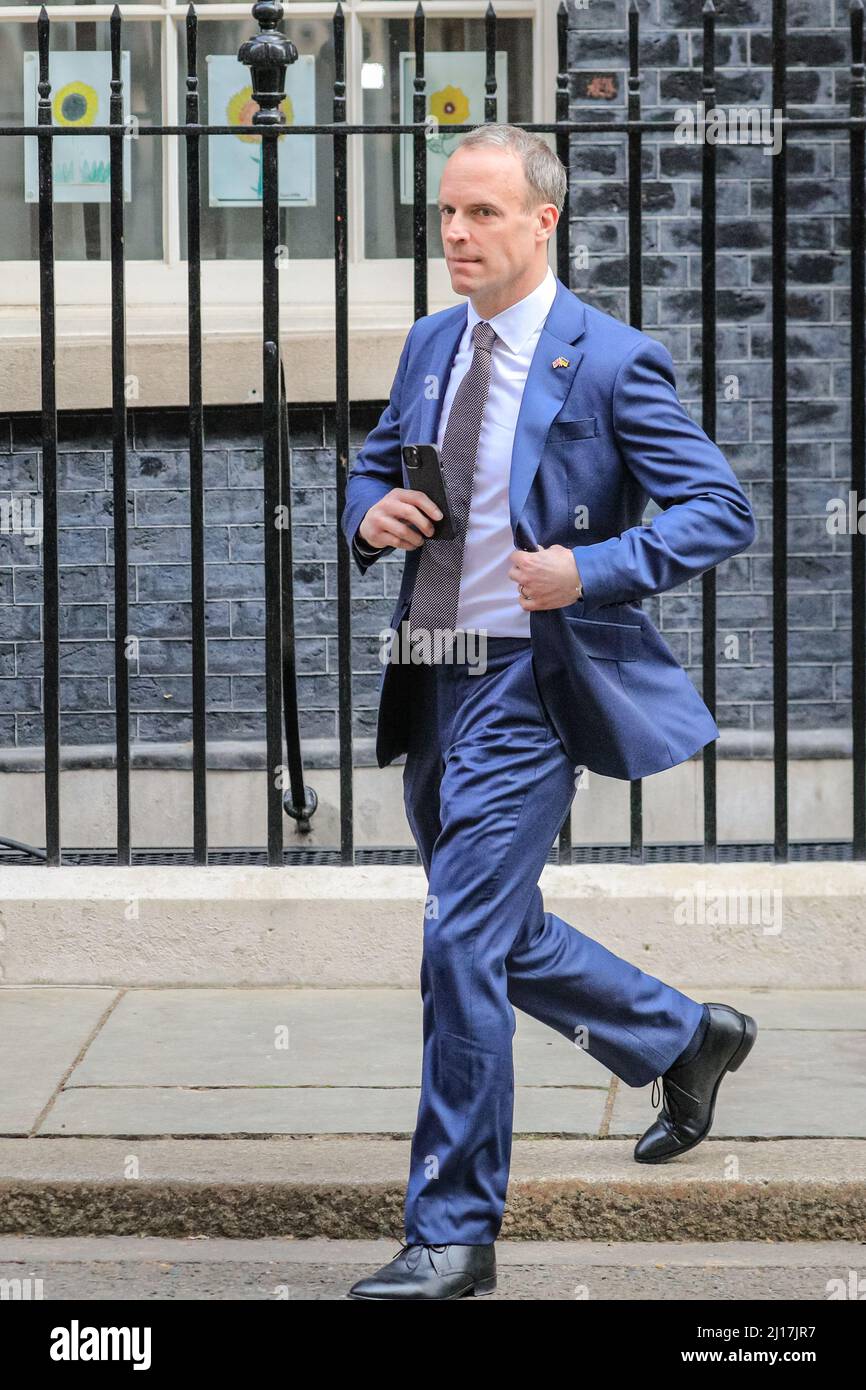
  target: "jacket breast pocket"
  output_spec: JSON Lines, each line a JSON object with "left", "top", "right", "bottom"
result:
{"left": 564, "top": 614, "right": 642, "bottom": 661}
{"left": 547, "top": 414, "right": 599, "bottom": 442}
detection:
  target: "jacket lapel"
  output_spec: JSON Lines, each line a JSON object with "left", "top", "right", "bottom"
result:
{"left": 416, "top": 307, "right": 467, "bottom": 445}
{"left": 508, "top": 278, "right": 587, "bottom": 534}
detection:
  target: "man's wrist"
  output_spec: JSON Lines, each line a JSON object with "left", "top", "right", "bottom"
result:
{"left": 354, "top": 526, "right": 386, "bottom": 558}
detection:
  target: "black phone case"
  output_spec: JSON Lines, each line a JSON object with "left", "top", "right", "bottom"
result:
{"left": 402, "top": 443, "right": 455, "bottom": 541}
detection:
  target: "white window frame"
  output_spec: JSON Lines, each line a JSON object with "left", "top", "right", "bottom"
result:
{"left": 2, "top": 0, "right": 557, "bottom": 323}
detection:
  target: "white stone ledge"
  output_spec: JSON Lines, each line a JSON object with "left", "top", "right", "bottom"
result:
{"left": 0, "top": 862, "right": 863, "bottom": 988}
{"left": 0, "top": 314, "right": 421, "bottom": 409}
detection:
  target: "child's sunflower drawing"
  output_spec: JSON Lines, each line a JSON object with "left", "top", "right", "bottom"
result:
{"left": 226, "top": 86, "right": 295, "bottom": 199}
{"left": 53, "top": 80, "right": 99, "bottom": 127}
{"left": 426, "top": 84, "right": 470, "bottom": 156}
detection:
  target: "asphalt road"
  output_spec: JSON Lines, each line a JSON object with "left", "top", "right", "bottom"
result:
{"left": 1, "top": 1237, "right": 864, "bottom": 1301}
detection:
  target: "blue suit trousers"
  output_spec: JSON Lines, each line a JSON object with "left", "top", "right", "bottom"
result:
{"left": 401, "top": 635, "right": 705, "bottom": 1245}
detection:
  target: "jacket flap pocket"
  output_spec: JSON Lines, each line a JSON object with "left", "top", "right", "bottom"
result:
{"left": 547, "top": 414, "right": 598, "bottom": 441}
{"left": 564, "top": 614, "right": 642, "bottom": 661}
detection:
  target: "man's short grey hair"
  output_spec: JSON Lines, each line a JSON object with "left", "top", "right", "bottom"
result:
{"left": 451, "top": 123, "right": 567, "bottom": 214}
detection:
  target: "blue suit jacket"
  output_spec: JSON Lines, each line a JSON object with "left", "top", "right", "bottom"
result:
{"left": 340, "top": 274, "right": 756, "bottom": 779}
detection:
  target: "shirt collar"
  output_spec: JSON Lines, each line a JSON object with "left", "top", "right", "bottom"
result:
{"left": 466, "top": 263, "right": 557, "bottom": 355}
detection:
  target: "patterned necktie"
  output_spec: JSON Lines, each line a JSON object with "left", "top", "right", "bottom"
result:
{"left": 406, "top": 318, "right": 499, "bottom": 656}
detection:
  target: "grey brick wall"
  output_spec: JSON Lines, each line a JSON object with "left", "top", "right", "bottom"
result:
{"left": 0, "top": 403, "right": 393, "bottom": 747}
{"left": 568, "top": 0, "right": 860, "bottom": 734}
{"left": 0, "top": 0, "right": 860, "bottom": 753}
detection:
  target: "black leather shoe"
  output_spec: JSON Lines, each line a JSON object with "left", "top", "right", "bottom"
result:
{"left": 633, "top": 1002, "right": 757, "bottom": 1164}
{"left": 347, "top": 1241, "right": 496, "bottom": 1300}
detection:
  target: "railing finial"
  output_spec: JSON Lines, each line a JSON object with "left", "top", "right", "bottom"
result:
{"left": 238, "top": 1, "right": 299, "bottom": 127}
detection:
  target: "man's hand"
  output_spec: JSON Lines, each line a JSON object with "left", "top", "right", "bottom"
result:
{"left": 508, "top": 545, "right": 583, "bottom": 611}
{"left": 359, "top": 489, "right": 443, "bottom": 551}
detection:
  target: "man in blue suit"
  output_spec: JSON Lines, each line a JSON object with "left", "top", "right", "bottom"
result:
{"left": 343, "top": 124, "right": 758, "bottom": 1301}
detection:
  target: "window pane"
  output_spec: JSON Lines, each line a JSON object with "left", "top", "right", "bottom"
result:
{"left": 0, "top": 17, "right": 163, "bottom": 260}
{"left": 176, "top": 17, "right": 334, "bottom": 260}
{"left": 361, "top": 16, "right": 533, "bottom": 259}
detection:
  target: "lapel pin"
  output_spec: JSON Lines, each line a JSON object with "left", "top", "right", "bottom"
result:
{"left": 551, "top": 356, "right": 569, "bottom": 368}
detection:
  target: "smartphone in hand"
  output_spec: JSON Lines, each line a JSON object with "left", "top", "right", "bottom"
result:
{"left": 402, "top": 443, "right": 455, "bottom": 541}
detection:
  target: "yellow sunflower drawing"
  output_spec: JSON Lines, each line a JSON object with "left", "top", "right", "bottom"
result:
{"left": 53, "top": 80, "right": 99, "bottom": 127}
{"left": 227, "top": 85, "right": 294, "bottom": 141}
{"left": 429, "top": 84, "right": 470, "bottom": 125}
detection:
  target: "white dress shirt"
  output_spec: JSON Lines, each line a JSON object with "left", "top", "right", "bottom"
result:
{"left": 354, "top": 262, "right": 558, "bottom": 636}
{"left": 441, "top": 262, "right": 558, "bottom": 637}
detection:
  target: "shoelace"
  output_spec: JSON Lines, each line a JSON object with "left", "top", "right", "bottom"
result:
{"left": 649, "top": 1014, "right": 716, "bottom": 1121}
{"left": 650, "top": 1066, "right": 700, "bottom": 1127}
{"left": 389, "top": 1234, "right": 448, "bottom": 1272}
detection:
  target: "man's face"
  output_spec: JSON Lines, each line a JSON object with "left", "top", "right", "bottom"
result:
{"left": 437, "top": 145, "right": 556, "bottom": 304}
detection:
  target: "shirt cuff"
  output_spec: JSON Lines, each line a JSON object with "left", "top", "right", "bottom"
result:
{"left": 573, "top": 555, "right": 583, "bottom": 599}
{"left": 353, "top": 530, "right": 387, "bottom": 559}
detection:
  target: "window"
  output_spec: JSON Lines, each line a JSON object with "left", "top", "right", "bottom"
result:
{"left": 0, "top": 1, "right": 556, "bottom": 317}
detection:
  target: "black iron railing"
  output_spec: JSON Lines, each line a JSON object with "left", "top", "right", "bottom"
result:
{"left": 0, "top": 0, "right": 864, "bottom": 868}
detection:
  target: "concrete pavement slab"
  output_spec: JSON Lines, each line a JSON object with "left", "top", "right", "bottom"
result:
{"left": 0, "top": 988, "right": 117, "bottom": 1134}
{"left": 40, "top": 1083, "right": 610, "bottom": 1137}
{"left": 65, "top": 987, "right": 611, "bottom": 1089}
{"left": 1, "top": 984, "right": 861, "bottom": 1142}
{"left": 610, "top": 1027, "right": 866, "bottom": 1139}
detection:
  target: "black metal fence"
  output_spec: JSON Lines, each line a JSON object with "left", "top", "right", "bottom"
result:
{"left": 0, "top": 0, "right": 864, "bottom": 868}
